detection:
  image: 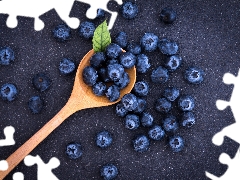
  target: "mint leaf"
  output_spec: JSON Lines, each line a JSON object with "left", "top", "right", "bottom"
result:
{"left": 92, "top": 20, "right": 111, "bottom": 52}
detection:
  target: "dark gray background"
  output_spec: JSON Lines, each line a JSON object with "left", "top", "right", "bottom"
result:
{"left": 0, "top": 0, "right": 240, "bottom": 179}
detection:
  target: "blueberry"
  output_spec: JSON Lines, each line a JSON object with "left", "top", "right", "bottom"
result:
{"left": 140, "top": 33, "right": 159, "bottom": 52}
{"left": 160, "top": 7, "right": 177, "bottom": 24}
{"left": 105, "top": 43, "right": 122, "bottom": 59}
{"left": 28, "top": 96, "right": 43, "bottom": 114}
{"left": 178, "top": 95, "right": 195, "bottom": 111}
{"left": 114, "top": 71, "right": 130, "bottom": 89}
{"left": 162, "top": 114, "right": 179, "bottom": 132}
{"left": 105, "top": 85, "right": 120, "bottom": 102}
{"left": 158, "top": 38, "right": 178, "bottom": 55}
{"left": 100, "top": 164, "right": 118, "bottom": 180}
{"left": 155, "top": 97, "right": 172, "bottom": 114}
{"left": 133, "top": 81, "right": 149, "bottom": 97}
{"left": 92, "top": 82, "right": 107, "bottom": 96}
{"left": 184, "top": 67, "right": 204, "bottom": 84}
{"left": 98, "top": 68, "right": 111, "bottom": 83}
{"left": 90, "top": 52, "right": 106, "bottom": 68}
{"left": 96, "top": 9, "right": 105, "bottom": 18}
{"left": 125, "top": 114, "right": 140, "bottom": 130}
{"left": 107, "top": 63, "right": 124, "bottom": 81}
{"left": 52, "top": 24, "right": 71, "bottom": 42}
{"left": 121, "top": 93, "right": 138, "bottom": 111}
{"left": 79, "top": 21, "right": 95, "bottom": 39}
{"left": 96, "top": 130, "right": 113, "bottom": 148}
{"left": 141, "top": 112, "right": 154, "bottom": 127}
{"left": 121, "top": 2, "right": 138, "bottom": 19}
{"left": 164, "top": 55, "right": 182, "bottom": 72}
{"left": 82, "top": 66, "right": 98, "bottom": 86}
{"left": 148, "top": 125, "right": 165, "bottom": 141}
{"left": 169, "top": 136, "right": 184, "bottom": 152}
{"left": 136, "top": 54, "right": 151, "bottom": 74}
{"left": 66, "top": 142, "right": 83, "bottom": 159}
{"left": 114, "top": 31, "right": 128, "bottom": 48}
{"left": 151, "top": 66, "right": 169, "bottom": 83}
{"left": 163, "top": 87, "right": 180, "bottom": 102}
{"left": 107, "top": 59, "right": 119, "bottom": 65}
{"left": 133, "top": 98, "right": 147, "bottom": 114}
{"left": 0, "top": 47, "right": 15, "bottom": 65}
{"left": 59, "top": 58, "right": 75, "bottom": 75}
{"left": 181, "top": 111, "right": 195, "bottom": 128}
{"left": 119, "top": 52, "right": 136, "bottom": 68}
{"left": 127, "top": 41, "right": 142, "bottom": 55}
{"left": 32, "top": 73, "right": 51, "bottom": 92}
{"left": 0, "top": 83, "right": 18, "bottom": 101}
{"left": 115, "top": 103, "right": 128, "bottom": 117}
{"left": 132, "top": 135, "right": 150, "bottom": 153}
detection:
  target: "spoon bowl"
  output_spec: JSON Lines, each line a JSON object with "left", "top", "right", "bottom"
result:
{"left": 0, "top": 49, "right": 136, "bottom": 179}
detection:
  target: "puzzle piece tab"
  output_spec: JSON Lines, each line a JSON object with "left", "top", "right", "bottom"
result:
{"left": 0, "top": 126, "right": 15, "bottom": 147}
{"left": 24, "top": 155, "right": 60, "bottom": 180}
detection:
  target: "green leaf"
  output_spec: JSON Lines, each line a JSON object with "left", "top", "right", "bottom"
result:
{"left": 92, "top": 20, "right": 111, "bottom": 52}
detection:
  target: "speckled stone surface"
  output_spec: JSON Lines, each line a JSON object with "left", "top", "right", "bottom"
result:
{"left": 0, "top": 0, "right": 240, "bottom": 179}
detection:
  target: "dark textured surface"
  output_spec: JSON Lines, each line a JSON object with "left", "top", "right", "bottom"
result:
{"left": 0, "top": 0, "right": 240, "bottom": 179}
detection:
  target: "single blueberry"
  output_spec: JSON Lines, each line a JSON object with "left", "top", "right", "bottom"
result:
{"left": 92, "top": 82, "right": 107, "bottom": 96}
{"left": 164, "top": 55, "right": 182, "bottom": 72}
{"left": 105, "top": 43, "right": 122, "bottom": 59}
{"left": 141, "top": 112, "right": 154, "bottom": 127}
{"left": 162, "top": 114, "right": 179, "bottom": 132}
{"left": 125, "top": 114, "right": 140, "bottom": 130}
{"left": 107, "top": 63, "right": 124, "bottom": 81}
{"left": 0, "top": 83, "right": 18, "bottom": 101}
{"left": 96, "top": 130, "right": 113, "bottom": 148}
{"left": 158, "top": 38, "right": 178, "bottom": 55}
{"left": 160, "top": 7, "right": 177, "bottom": 24}
{"left": 184, "top": 67, "right": 204, "bottom": 84}
{"left": 114, "top": 31, "right": 128, "bottom": 48}
{"left": 105, "top": 85, "right": 120, "bottom": 102}
{"left": 0, "top": 47, "right": 15, "bottom": 65}
{"left": 155, "top": 97, "right": 172, "bottom": 114}
{"left": 32, "top": 73, "right": 51, "bottom": 92}
{"left": 66, "top": 142, "right": 83, "bottom": 159}
{"left": 163, "top": 87, "right": 180, "bottom": 102}
{"left": 169, "top": 135, "right": 184, "bottom": 152}
{"left": 133, "top": 98, "right": 147, "bottom": 114}
{"left": 114, "top": 71, "right": 130, "bottom": 89}
{"left": 127, "top": 41, "right": 142, "bottom": 55}
{"left": 98, "top": 68, "right": 111, "bottom": 83}
{"left": 28, "top": 96, "right": 43, "bottom": 114}
{"left": 121, "top": 2, "right": 138, "bottom": 19}
{"left": 178, "top": 95, "right": 195, "bottom": 111}
{"left": 136, "top": 54, "right": 151, "bottom": 74}
{"left": 115, "top": 103, "right": 128, "bottom": 117}
{"left": 148, "top": 125, "right": 165, "bottom": 141}
{"left": 90, "top": 52, "right": 106, "bottom": 68}
{"left": 133, "top": 81, "right": 149, "bottom": 97}
{"left": 52, "top": 24, "right": 71, "bottom": 42}
{"left": 140, "top": 33, "right": 159, "bottom": 52}
{"left": 181, "top": 111, "right": 195, "bottom": 128}
{"left": 100, "top": 164, "right": 118, "bottom": 180}
{"left": 119, "top": 52, "right": 136, "bottom": 68}
{"left": 59, "top": 58, "right": 75, "bottom": 75}
{"left": 121, "top": 93, "right": 138, "bottom": 111}
{"left": 132, "top": 135, "right": 150, "bottom": 153}
{"left": 151, "top": 66, "right": 169, "bottom": 83}
{"left": 82, "top": 66, "right": 98, "bottom": 86}
{"left": 79, "top": 21, "right": 95, "bottom": 39}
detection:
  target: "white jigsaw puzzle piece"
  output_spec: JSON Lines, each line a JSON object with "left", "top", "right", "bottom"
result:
{"left": 0, "top": 126, "right": 15, "bottom": 147}
{"left": 205, "top": 147, "right": 240, "bottom": 180}
{"left": 12, "top": 172, "right": 24, "bottom": 180}
{"left": 24, "top": 155, "right": 60, "bottom": 180}
{"left": 0, "top": 0, "right": 122, "bottom": 31}
{"left": 0, "top": 160, "right": 8, "bottom": 171}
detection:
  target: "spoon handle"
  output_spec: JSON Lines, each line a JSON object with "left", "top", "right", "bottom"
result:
{"left": 0, "top": 98, "right": 81, "bottom": 179}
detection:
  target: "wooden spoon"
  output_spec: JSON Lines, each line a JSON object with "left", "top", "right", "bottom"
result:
{"left": 0, "top": 49, "right": 136, "bottom": 179}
